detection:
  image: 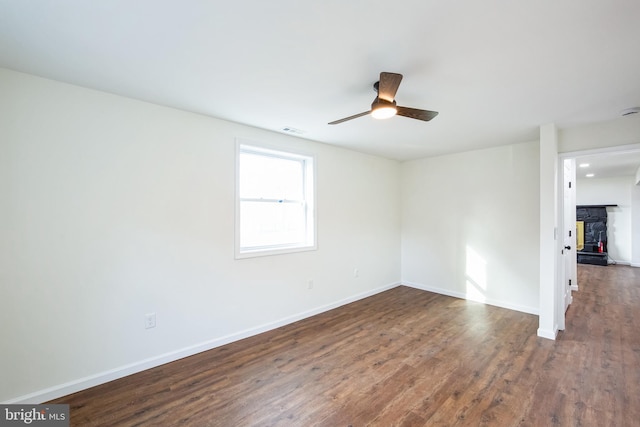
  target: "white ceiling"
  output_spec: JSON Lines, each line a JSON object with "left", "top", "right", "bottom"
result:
{"left": 575, "top": 150, "right": 640, "bottom": 180}
{"left": 2, "top": 1, "right": 640, "bottom": 161}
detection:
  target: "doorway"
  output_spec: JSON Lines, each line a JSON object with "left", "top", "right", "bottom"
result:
{"left": 557, "top": 143, "right": 640, "bottom": 331}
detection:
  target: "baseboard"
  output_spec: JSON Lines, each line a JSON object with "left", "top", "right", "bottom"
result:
{"left": 631, "top": 263, "right": 640, "bottom": 268}
{"left": 609, "top": 260, "right": 630, "bottom": 266}
{"left": 401, "top": 281, "right": 539, "bottom": 315}
{"left": 5, "top": 282, "right": 400, "bottom": 404}
{"left": 537, "top": 327, "right": 557, "bottom": 340}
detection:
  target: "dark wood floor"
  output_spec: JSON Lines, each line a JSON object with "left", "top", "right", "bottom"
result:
{"left": 49, "top": 264, "right": 640, "bottom": 426}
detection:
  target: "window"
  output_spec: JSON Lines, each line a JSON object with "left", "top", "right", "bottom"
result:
{"left": 235, "top": 141, "right": 316, "bottom": 258}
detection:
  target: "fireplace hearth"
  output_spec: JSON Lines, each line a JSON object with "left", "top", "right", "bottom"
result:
{"left": 576, "top": 205, "right": 616, "bottom": 266}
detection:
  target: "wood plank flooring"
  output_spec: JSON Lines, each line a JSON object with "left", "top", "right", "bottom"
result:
{"left": 49, "top": 264, "right": 640, "bottom": 426}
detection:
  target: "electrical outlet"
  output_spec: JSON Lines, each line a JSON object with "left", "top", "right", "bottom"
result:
{"left": 145, "top": 312, "right": 156, "bottom": 329}
{"left": 308, "top": 280, "right": 314, "bottom": 289}
{"left": 354, "top": 268, "right": 359, "bottom": 278}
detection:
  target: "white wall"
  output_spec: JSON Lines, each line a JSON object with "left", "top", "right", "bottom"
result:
{"left": 0, "top": 68, "right": 401, "bottom": 403}
{"left": 559, "top": 115, "right": 640, "bottom": 153}
{"left": 576, "top": 176, "right": 634, "bottom": 264}
{"left": 632, "top": 184, "right": 640, "bottom": 267}
{"left": 400, "top": 141, "right": 540, "bottom": 314}
{"left": 5, "top": 66, "right": 636, "bottom": 403}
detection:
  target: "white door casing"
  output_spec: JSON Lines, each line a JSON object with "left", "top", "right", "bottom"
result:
{"left": 556, "top": 158, "right": 577, "bottom": 331}
{"left": 562, "top": 159, "right": 577, "bottom": 312}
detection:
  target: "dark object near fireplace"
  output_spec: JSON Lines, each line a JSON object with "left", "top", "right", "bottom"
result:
{"left": 576, "top": 205, "right": 616, "bottom": 266}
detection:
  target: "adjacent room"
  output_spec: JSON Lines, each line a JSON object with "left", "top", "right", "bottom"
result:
{"left": 2, "top": 1, "right": 640, "bottom": 425}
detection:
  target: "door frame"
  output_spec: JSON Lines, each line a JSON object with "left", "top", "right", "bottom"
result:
{"left": 556, "top": 142, "right": 640, "bottom": 331}
{"left": 557, "top": 157, "right": 576, "bottom": 332}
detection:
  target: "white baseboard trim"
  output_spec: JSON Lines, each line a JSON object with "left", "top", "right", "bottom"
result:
{"left": 537, "top": 327, "right": 557, "bottom": 340}
{"left": 629, "top": 263, "right": 640, "bottom": 268}
{"left": 609, "top": 259, "right": 630, "bottom": 266}
{"left": 5, "top": 282, "right": 400, "bottom": 404}
{"left": 401, "top": 281, "right": 539, "bottom": 315}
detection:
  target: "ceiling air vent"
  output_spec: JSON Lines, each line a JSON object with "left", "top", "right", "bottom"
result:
{"left": 621, "top": 107, "right": 640, "bottom": 116}
{"left": 280, "top": 126, "right": 306, "bottom": 135}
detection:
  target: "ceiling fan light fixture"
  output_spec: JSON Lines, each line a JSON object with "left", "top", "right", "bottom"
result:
{"left": 371, "top": 98, "right": 397, "bottom": 120}
{"left": 371, "top": 106, "right": 397, "bottom": 120}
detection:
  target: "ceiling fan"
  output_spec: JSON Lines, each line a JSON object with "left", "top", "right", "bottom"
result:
{"left": 328, "top": 72, "right": 439, "bottom": 125}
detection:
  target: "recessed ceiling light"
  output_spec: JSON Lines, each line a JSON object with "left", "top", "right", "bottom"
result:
{"left": 586, "top": 173, "right": 595, "bottom": 178}
{"left": 579, "top": 163, "right": 590, "bottom": 168}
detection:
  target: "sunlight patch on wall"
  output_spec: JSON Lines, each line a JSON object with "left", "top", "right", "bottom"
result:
{"left": 465, "top": 245, "right": 487, "bottom": 303}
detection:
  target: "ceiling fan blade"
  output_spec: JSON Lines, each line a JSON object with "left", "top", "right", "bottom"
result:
{"left": 378, "top": 72, "right": 403, "bottom": 102}
{"left": 396, "top": 106, "right": 439, "bottom": 122}
{"left": 328, "top": 111, "right": 371, "bottom": 125}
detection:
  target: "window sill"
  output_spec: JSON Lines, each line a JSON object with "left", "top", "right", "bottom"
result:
{"left": 235, "top": 244, "right": 317, "bottom": 259}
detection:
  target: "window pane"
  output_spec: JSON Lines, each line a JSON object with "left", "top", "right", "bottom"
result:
{"left": 240, "top": 201, "right": 306, "bottom": 248}
{"left": 235, "top": 142, "right": 315, "bottom": 258}
{"left": 240, "top": 152, "right": 303, "bottom": 200}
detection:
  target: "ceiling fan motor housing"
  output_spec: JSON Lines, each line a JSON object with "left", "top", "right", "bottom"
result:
{"left": 371, "top": 97, "right": 397, "bottom": 110}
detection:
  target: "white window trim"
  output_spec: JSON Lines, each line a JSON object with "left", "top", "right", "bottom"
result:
{"left": 234, "top": 139, "right": 317, "bottom": 259}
